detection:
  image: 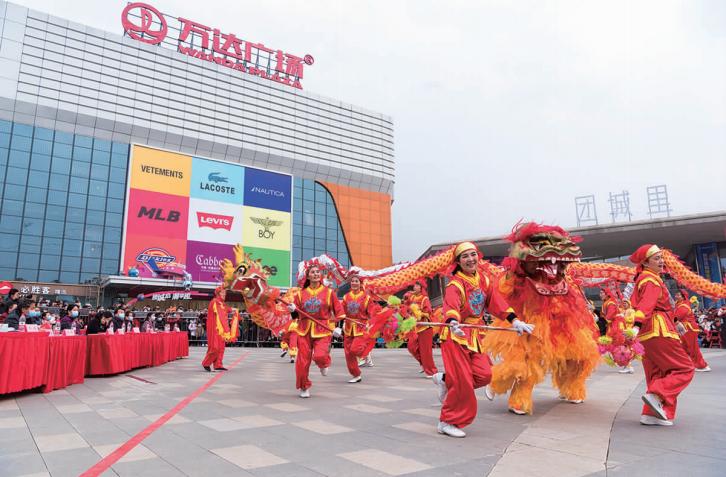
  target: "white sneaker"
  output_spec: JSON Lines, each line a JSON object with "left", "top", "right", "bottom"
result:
{"left": 432, "top": 372, "right": 447, "bottom": 403}
{"left": 641, "top": 393, "right": 668, "bottom": 421}
{"left": 640, "top": 414, "right": 673, "bottom": 426}
{"left": 696, "top": 366, "right": 711, "bottom": 372}
{"left": 424, "top": 374, "right": 434, "bottom": 379}
{"left": 619, "top": 366, "right": 634, "bottom": 374}
{"left": 299, "top": 389, "right": 311, "bottom": 398}
{"left": 358, "top": 358, "right": 366, "bottom": 367}
{"left": 364, "top": 356, "right": 374, "bottom": 367}
{"left": 419, "top": 368, "right": 425, "bottom": 373}
{"left": 437, "top": 421, "right": 466, "bottom": 438}
{"left": 320, "top": 367, "right": 329, "bottom": 376}
{"left": 348, "top": 375, "right": 362, "bottom": 383}
{"left": 508, "top": 407, "right": 527, "bottom": 415}
{"left": 484, "top": 385, "right": 494, "bottom": 401}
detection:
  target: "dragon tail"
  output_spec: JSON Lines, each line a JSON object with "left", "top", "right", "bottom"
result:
{"left": 663, "top": 249, "right": 726, "bottom": 299}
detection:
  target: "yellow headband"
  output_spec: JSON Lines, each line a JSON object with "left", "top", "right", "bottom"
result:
{"left": 454, "top": 241, "right": 477, "bottom": 257}
{"left": 645, "top": 245, "right": 661, "bottom": 260}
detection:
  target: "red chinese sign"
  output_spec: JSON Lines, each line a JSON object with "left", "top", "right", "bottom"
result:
{"left": 121, "top": 2, "right": 313, "bottom": 90}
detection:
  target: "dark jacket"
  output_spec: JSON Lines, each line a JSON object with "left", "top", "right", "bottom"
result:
{"left": 5, "top": 311, "right": 22, "bottom": 329}
{"left": 87, "top": 317, "right": 103, "bottom": 335}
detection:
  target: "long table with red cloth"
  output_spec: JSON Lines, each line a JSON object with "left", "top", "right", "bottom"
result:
{"left": 0, "top": 332, "right": 189, "bottom": 394}
{"left": 85, "top": 332, "right": 189, "bottom": 376}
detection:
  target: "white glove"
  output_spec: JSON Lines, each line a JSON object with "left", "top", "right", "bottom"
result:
{"left": 287, "top": 303, "right": 296, "bottom": 313}
{"left": 676, "top": 322, "right": 687, "bottom": 336}
{"left": 511, "top": 318, "right": 534, "bottom": 335}
{"left": 449, "top": 320, "right": 466, "bottom": 338}
{"left": 333, "top": 327, "right": 342, "bottom": 338}
{"left": 631, "top": 326, "right": 639, "bottom": 337}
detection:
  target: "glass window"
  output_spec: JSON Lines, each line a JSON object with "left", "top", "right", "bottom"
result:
{"left": 106, "top": 198, "right": 123, "bottom": 213}
{"left": 50, "top": 157, "right": 71, "bottom": 175}
{"left": 84, "top": 224, "right": 103, "bottom": 241}
{"left": 107, "top": 182, "right": 124, "bottom": 198}
{"left": 82, "top": 258, "right": 101, "bottom": 274}
{"left": 23, "top": 201, "right": 45, "bottom": 218}
{"left": 74, "top": 136, "right": 93, "bottom": 149}
{"left": 53, "top": 143, "right": 72, "bottom": 158}
{"left": 34, "top": 127, "right": 54, "bottom": 141}
{"left": 67, "top": 193, "right": 87, "bottom": 209}
{"left": 42, "top": 237, "right": 62, "bottom": 254}
{"left": 73, "top": 146, "right": 92, "bottom": 162}
{"left": 71, "top": 161, "right": 90, "bottom": 178}
{"left": 4, "top": 183, "right": 24, "bottom": 200}
{"left": 104, "top": 227, "right": 121, "bottom": 243}
{"left": 90, "top": 179, "right": 108, "bottom": 199}
{"left": 85, "top": 210, "right": 104, "bottom": 226}
{"left": 16, "top": 269, "right": 39, "bottom": 281}
{"left": 17, "top": 253, "right": 39, "bottom": 269}
{"left": 30, "top": 153, "right": 51, "bottom": 172}
{"left": 60, "top": 271, "right": 79, "bottom": 282}
{"left": 111, "top": 153, "right": 128, "bottom": 169}
{"left": 109, "top": 166, "right": 127, "bottom": 183}
{"left": 43, "top": 220, "right": 64, "bottom": 238}
{"left": 6, "top": 167, "right": 29, "bottom": 185}
{"left": 55, "top": 131, "right": 73, "bottom": 145}
{"left": 8, "top": 149, "right": 30, "bottom": 168}
{"left": 28, "top": 173, "right": 49, "bottom": 189}
{"left": 0, "top": 133, "right": 9, "bottom": 148}
{"left": 302, "top": 225, "right": 314, "bottom": 238}
{"left": 22, "top": 217, "right": 42, "bottom": 236}
{"left": 0, "top": 215, "right": 21, "bottom": 233}
{"left": 0, "top": 252, "right": 17, "bottom": 268}
{"left": 49, "top": 176, "right": 69, "bottom": 192}
{"left": 19, "top": 241, "right": 41, "bottom": 254}
{"left": 87, "top": 196, "right": 106, "bottom": 211}
{"left": 112, "top": 142, "right": 128, "bottom": 155}
{"left": 90, "top": 164, "right": 109, "bottom": 180}
{"left": 92, "top": 149, "right": 111, "bottom": 165}
{"left": 83, "top": 241, "right": 102, "bottom": 258}
{"left": 39, "top": 270, "right": 60, "bottom": 282}
{"left": 32, "top": 138, "right": 53, "bottom": 155}
{"left": 62, "top": 240, "right": 82, "bottom": 258}
{"left": 60, "top": 256, "right": 81, "bottom": 271}
{"left": 26, "top": 188, "right": 47, "bottom": 204}
{"left": 104, "top": 212, "right": 121, "bottom": 227}
{"left": 0, "top": 147, "right": 8, "bottom": 164}
{"left": 103, "top": 242, "right": 120, "bottom": 259}
{"left": 10, "top": 135, "right": 32, "bottom": 151}
{"left": 63, "top": 222, "right": 83, "bottom": 239}
{"left": 66, "top": 207, "right": 86, "bottom": 224}
{"left": 12, "top": 123, "right": 33, "bottom": 137}
{"left": 0, "top": 120, "right": 10, "bottom": 132}
{"left": 93, "top": 139, "right": 112, "bottom": 152}
{"left": 0, "top": 233, "right": 19, "bottom": 252}
{"left": 2, "top": 199, "right": 23, "bottom": 216}
{"left": 102, "top": 259, "right": 119, "bottom": 274}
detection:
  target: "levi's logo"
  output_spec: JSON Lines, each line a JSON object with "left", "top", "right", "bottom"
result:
{"left": 197, "top": 212, "right": 233, "bottom": 231}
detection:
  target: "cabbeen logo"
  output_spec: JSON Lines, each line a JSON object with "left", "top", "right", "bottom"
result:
{"left": 135, "top": 247, "right": 176, "bottom": 264}
{"left": 197, "top": 212, "right": 234, "bottom": 231}
{"left": 121, "top": 3, "right": 168, "bottom": 45}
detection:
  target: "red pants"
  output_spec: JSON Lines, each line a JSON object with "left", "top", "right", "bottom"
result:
{"left": 439, "top": 339, "right": 492, "bottom": 428}
{"left": 680, "top": 330, "right": 708, "bottom": 369}
{"left": 202, "top": 333, "right": 225, "bottom": 368}
{"left": 295, "top": 333, "right": 332, "bottom": 390}
{"left": 344, "top": 334, "right": 373, "bottom": 377}
{"left": 407, "top": 328, "right": 438, "bottom": 375}
{"left": 641, "top": 337, "right": 695, "bottom": 420}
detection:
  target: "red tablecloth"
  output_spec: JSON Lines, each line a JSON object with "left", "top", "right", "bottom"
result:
{"left": 86, "top": 332, "right": 188, "bottom": 376}
{"left": 43, "top": 335, "right": 86, "bottom": 393}
{"left": 0, "top": 333, "right": 49, "bottom": 394}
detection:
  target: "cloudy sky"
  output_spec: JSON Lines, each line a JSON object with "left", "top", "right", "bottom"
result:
{"left": 13, "top": 0, "right": 726, "bottom": 261}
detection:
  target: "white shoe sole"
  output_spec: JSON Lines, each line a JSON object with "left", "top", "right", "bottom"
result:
{"left": 484, "top": 386, "right": 494, "bottom": 401}
{"left": 508, "top": 407, "right": 527, "bottom": 415}
{"left": 348, "top": 376, "right": 362, "bottom": 383}
{"left": 640, "top": 415, "right": 673, "bottom": 426}
{"left": 695, "top": 367, "right": 711, "bottom": 372}
{"left": 641, "top": 394, "right": 668, "bottom": 421}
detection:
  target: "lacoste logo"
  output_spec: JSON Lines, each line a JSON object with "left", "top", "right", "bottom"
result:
{"left": 207, "top": 172, "right": 228, "bottom": 183}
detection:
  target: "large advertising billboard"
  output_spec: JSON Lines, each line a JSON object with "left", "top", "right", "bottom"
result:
{"left": 122, "top": 145, "right": 292, "bottom": 287}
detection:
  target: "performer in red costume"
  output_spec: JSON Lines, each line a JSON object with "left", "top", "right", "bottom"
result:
{"left": 289, "top": 263, "right": 346, "bottom": 398}
{"left": 202, "top": 287, "right": 239, "bottom": 372}
{"left": 340, "top": 274, "right": 380, "bottom": 383}
{"left": 280, "top": 320, "right": 299, "bottom": 363}
{"left": 433, "top": 242, "right": 530, "bottom": 438}
{"left": 630, "top": 244, "right": 694, "bottom": 426}
{"left": 403, "top": 281, "right": 438, "bottom": 377}
{"left": 600, "top": 288, "right": 620, "bottom": 329}
{"left": 674, "top": 290, "right": 710, "bottom": 372}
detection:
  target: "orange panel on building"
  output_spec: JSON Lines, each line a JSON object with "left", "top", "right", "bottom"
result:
{"left": 320, "top": 182, "right": 393, "bottom": 270}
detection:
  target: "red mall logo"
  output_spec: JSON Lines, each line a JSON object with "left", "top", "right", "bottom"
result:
{"left": 197, "top": 212, "right": 233, "bottom": 231}
{"left": 121, "top": 2, "right": 313, "bottom": 90}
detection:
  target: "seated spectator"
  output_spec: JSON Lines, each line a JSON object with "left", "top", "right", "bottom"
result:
{"left": 25, "top": 301, "right": 41, "bottom": 325}
{"left": 87, "top": 310, "right": 111, "bottom": 334}
{"left": 61, "top": 304, "right": 79, "bottom": 330}
{"left": 6, "top": 300, "right": 32, "bottom": 330}
{"left": 112, "top": 307, "right": 125, "bottom": 331}
{"left": 142, "top": 312, "right": 154, "bottom": 332}
{"left": 154, "top": 312, "right": 165, "bottom": 330}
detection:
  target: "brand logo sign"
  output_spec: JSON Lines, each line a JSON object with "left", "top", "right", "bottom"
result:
{"left": 197, "top": 212, "right": 234, "bottom": 231}
{"left": 137, "top": 206, "right": 180, "bottom": 222}
{"left": 250, "top": 216, "right": 283, "bottom": 239}
{"left": 249, "top": 186, "right": 285, "bottom": 198}
{"left": 121, "top": 3, "right": 167, "bottom": 45}
{"left": 121, "top": 2, "right": 313, "bottom": 90}
{"left": 243, "top": 168, "right": 292, "bottom": 212}
{"left": 140, "top": 164, "right": 183, "bottom": 179}
{"left": 136, "top": 247, "right": 176, "bottom": 264}
{"left": 198, "top": 172, "right": 235, "bottom": 195}
{"left": 185, "top": 241, "right": 234, "bottom": 282}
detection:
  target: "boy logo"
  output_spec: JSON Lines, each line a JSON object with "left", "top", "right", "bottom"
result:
{"left": 250, "top": 216, "right": 283, "bottom": 240}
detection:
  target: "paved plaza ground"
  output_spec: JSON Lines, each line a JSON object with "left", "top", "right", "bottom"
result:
{"left": 1, "top": 346, "right": 724, "bottom": 477}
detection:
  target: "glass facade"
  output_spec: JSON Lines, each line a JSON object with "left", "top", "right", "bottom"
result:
{"left": 0, "top": 120, "right": 351, "bottom": 286}
{"left": 292, "top": 178, "right": 351, "bottom": 281}
{"left": 0, "top": 119, "right": 128, "bottom": 284}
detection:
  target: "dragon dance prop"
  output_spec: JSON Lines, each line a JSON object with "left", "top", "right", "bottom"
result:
{"left": 416, "top": 322, "right": 520, "bottom": 332}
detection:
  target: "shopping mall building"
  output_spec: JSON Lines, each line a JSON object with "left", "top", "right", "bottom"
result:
{"left": 0, "top": 2, "right": 394, "bottom": 304}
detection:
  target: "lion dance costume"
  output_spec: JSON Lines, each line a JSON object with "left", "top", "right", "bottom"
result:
{"left": 482, "top": 223, "right": 601, "bottom": 415}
